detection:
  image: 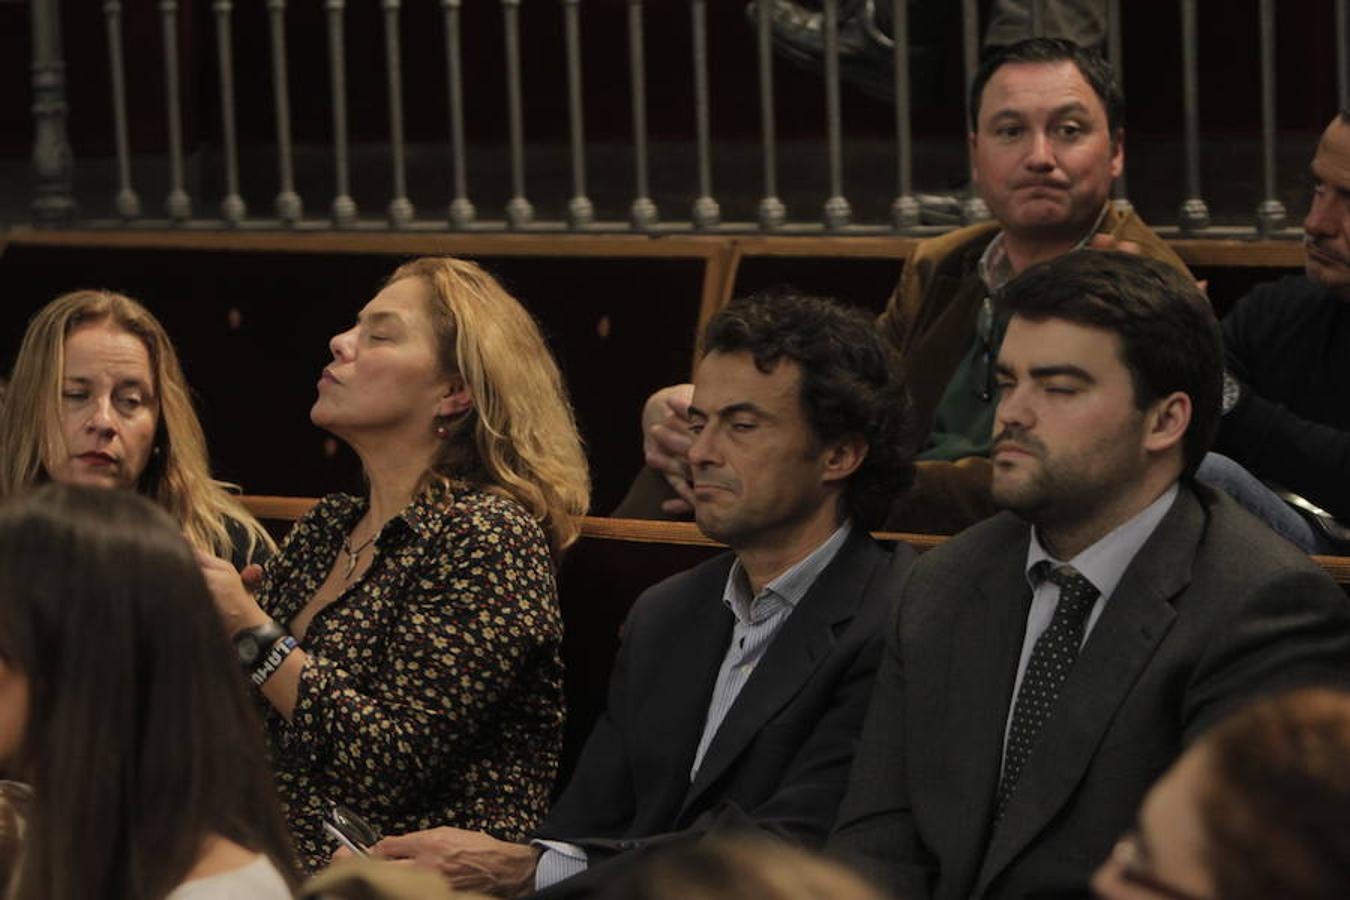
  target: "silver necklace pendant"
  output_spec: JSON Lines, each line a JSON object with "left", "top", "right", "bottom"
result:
{"left": 341, "top": 530, "right": 377, "bottom": 581}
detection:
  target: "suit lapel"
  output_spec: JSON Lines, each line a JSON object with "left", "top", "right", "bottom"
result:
{"left": 638, "top": 557, "right": 737, "bottom": 800}
{"left": 975, "top": 489, "right": 1203, "bottom": 894}
{"left": 906, "top": 272, "right": 989, "bottom": 433}
{"left": 677, "top": 531, "right": 884, "bottom": 819}
{"left": 937, "top": 525, "right": 1033, "bottom": 876}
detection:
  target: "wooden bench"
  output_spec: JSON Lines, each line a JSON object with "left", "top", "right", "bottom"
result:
{"left": 239, "top": 496, "right": 1350, "bottom": 784}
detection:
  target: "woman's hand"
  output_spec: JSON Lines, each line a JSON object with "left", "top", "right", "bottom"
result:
{"left": 196, "top": 552, "right": 270, "bottom": 635}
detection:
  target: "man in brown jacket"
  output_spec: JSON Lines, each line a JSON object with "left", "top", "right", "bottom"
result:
{"left": 618, "top": 38, "right": 1188, "bottom": 536}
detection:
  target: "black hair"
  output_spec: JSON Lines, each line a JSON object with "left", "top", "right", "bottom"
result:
{"left": 701, "top": 288, "right": 914, "bottom": 528}
{"left": 996, "top": 250, "right": 1222, "bottom": 476}
{"left": 969, "top": 37, "right": 1124, "bottom": 136}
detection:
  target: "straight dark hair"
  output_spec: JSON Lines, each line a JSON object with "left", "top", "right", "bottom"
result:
{"left": 969, "top": 37, "right": 1124, "bottom": 135}
{"left": 0, "top": 483, "right": 296, "bottom": 900}
{"left": 996, "top": 249, "right": 1222, "bottom": 475}
{"left": 701, "top": 288, "right": 915, "bottom": 529}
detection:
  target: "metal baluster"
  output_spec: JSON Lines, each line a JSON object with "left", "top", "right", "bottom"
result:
{"left": 822, "top": 0, "right": 850, "bottom": 229}
{"left": 31, "top": 0, "right": 75, "bottom": 225}
{"left": 1178, "top": 0, "right": 1208, "bottom": 232}
{"left": 502, "top": 0, "right": 533, "bottom": 228}
{"left": 960, "top": 0, "right": 989, "bottom": 223}
{"left": 1255, "top": 0, "right": 1285, "bottom": 235}
{"left": 104, "top": 0, "right": 139, "bottom": 219}
{"left": 1339, "top": 0, "right": 1348, "bottom": 112}
{"left": 755, "top": 0, "right": 785, "bottom": 229}
{"left": 267, "top": 0, "right": 302, "bottom": 224}
{"left": 1030, "top": 0, "right": 1044, "bottom": 37}
{"left": 628, "top": 0, "right": 658, "bottom": 229}
{"left": 442, "top": 0, "right": 475, "bottom": 227}
{"left": 891, "top": 0, "right": 918, "bottom": 229}
{"left": 160, "top": 0, "right": 190, "bottom": 222}
{"left": 1106, "top": 0, "right": 1129, "bottom": 211}
{"left": 383, "top": 0, "right": 414, "bottom": 227}
{"left": 328, "top": 0, "right": 358, "bottom": 227}
{"left": 214, "top": 0, "right": 245, "bottom": 224}
{"left": 562, "top": 0, "right": 593, "bottom": 228}
{"left": 690, "top": 0, "right": 720, "bottom": 229}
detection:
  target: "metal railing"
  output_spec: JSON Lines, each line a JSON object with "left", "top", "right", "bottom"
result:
{"left": 26, "top": 0, "right": 1348, "bottom": 237}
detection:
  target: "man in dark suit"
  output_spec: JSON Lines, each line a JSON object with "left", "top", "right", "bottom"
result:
{"left": 366, "top": 288, "right": 917, "bottom": 897}
{"left": 829, "top": 250, "right": 1350, "bottom": 899}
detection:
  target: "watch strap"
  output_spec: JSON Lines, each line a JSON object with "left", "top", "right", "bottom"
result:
{"left": 249, "top": 635, "right": 299, "bottom": 688}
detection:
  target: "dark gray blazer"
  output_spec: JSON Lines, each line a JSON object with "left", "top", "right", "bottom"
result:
{"left": 532, "top": 528, "right": 915, "bottom": 898}
{"left": 830, "top": 482, "right": 1350, "bottom": 900}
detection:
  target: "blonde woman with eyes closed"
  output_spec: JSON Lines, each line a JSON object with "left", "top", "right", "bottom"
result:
{"left": 197, "top": 257, "right": 590, "bottom": 872}
{"left": 0, "top": 290, "right": 273, "bottom": 568}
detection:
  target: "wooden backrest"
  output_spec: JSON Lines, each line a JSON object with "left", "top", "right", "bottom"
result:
{"left": 239, "top": 495, "right": 1350, "bottom": 582}
{"left": 238, "top": 495, "right": 1350, "bottom": 784}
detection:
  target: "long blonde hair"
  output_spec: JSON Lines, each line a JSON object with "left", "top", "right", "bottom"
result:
{"left": 388, "top": 257, "right": 590, "bottom": 553}
{"left": 0, "top": 290, "right": 275, "bottom": 561}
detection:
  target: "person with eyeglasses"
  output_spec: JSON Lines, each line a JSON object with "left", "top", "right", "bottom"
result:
{"left": 1092, "top": 687, "right": 1350, "bottom": 900}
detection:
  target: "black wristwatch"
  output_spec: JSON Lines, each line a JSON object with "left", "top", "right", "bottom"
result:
{"left": 233, "top": 620, "right": 289, "bottom": 672}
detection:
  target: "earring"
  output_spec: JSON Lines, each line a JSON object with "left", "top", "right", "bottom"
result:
{"left": 434, "top": 423, "right": 449, "bottom": 439}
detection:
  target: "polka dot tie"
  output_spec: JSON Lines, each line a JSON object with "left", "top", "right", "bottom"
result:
{"left": 995, "top": 563, "right": 1100, "bottom": 821}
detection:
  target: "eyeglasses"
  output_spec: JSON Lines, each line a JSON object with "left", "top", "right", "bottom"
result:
{"left": 973, "top": 295, "right": 997, "bottom": 402}
{"left": 1104, "top": 832, "right": 1211, "bottom": 900}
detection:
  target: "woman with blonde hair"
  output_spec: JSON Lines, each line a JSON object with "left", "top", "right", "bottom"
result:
{"left": 200, "top": 256, "right": 590, "bottom": 871}
{"left": 0, "top": 289, "right": 273, "bottom": 567}
{"left": 596, "top": 836, "right": 889, "bottom": 900}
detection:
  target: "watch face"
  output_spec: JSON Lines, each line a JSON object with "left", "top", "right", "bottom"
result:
{"left": 236, "top": 635, "right": 259, "bottom": 665}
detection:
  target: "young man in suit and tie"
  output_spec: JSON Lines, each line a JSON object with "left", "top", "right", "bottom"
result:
{"left": 363, "top": 288, "right": 917, "bottom": 897}
{"left": 829, "top": 250, "right": 1350, "bottom": 899}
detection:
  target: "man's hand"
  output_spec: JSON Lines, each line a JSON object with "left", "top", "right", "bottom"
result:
{"left": 1087, "top": 233, "right": 1208, "bottom": 295}
{"left": 641, "top": 383, "right": 696, "bottom": 515}
{"left": 370, "top": 827, "right": 542, "bottom": 898}
{"left": 1086, "top": 232, "right": 1142, "bottom": 256}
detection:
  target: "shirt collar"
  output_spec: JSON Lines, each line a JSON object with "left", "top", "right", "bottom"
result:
{"left": 722, "top": 520, "right": 854, "bottom": 626}
{"left": 1024, "top": 482, "right": 1179, "bottom": 601}
{"left": 330, "top": 479, "right": 465, "bottom": 546}
{"left": 978, "top": 201, "right": 1113, "bottom": 295}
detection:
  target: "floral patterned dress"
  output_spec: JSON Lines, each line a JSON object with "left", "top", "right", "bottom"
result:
{"left": 255, "top": 481, "right": 564, "bottom": 871}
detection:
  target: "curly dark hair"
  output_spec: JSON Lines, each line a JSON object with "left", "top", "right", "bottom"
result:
{"left": 701, "top": 288, "right": 914, "bottom": 529}
{"left": 970, "top": 37, "right": 1124, "bottom": 136}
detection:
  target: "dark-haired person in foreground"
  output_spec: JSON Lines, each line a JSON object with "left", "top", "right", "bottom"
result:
{"left": 0, "top": 483, "right": 296, "bottom": 900}
{"left": 828, "top": 251, "right": 1350, "bottom": 899}
{"left": 366, "top": 289, "right": 917, "bottom": 898}
{"left": 621, "top": 37, "right": 1188, "bottom": 536}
